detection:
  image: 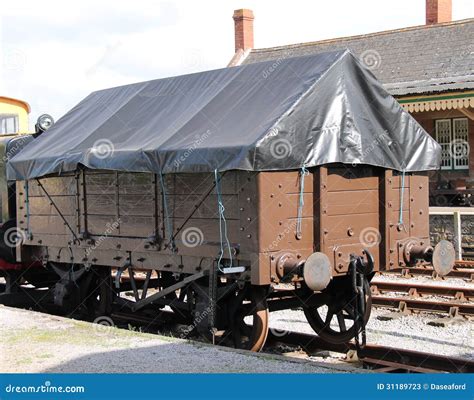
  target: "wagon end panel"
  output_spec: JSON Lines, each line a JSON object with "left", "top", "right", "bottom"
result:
{"left": 382, "top": 170, "right": 430, "bottom": 270}
{"left": 314, "top": 166, "right": 431, "bottom": 275}
{"left": 315, "top": 165, "right": 382, "bottom": 276}
{"left": 255, "top": 171, "right": 314, "bottom": 285}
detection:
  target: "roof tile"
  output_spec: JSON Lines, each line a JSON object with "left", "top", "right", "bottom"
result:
{"left": 242, "top": 19, "right": 474, "bottom": 95}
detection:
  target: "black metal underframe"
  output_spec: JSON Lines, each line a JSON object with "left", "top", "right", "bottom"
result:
{"left": 131, "top": 270, "right": 206, "bottom": 312}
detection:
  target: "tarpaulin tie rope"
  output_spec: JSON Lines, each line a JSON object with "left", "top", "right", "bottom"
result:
{"left": 398, "top": 170, "right": 406, "bottom": 226}
{"left": 25, "top": 181, "right": 30, "bottom": 236}
{"left": 215, "top": 169, "right": 233, "bottom": 272}
{"left": 159, "top": 171, "right": 176, "bottom": 252}
{"left": 296, "top": 166, "right": 309, "bottom": 238}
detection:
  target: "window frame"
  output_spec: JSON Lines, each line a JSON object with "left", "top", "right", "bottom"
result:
{"left": 452, "top": 117, "right": 469, "bottom": 171}
{"left": 0, "top": 113, "right": 19, "bottom": 135}
{"left": 435, "top": 117, "right": 469, "bottom": 171}
{"left": 435, "top": 118, "right": 453, "bottom": 170}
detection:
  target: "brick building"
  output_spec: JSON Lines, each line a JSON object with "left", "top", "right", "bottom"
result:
{"left": 229, "top": 1, "right": 474, "bottom": 206}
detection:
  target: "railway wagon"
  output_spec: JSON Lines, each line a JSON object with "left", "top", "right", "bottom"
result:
{"left": 2, "top": 50, "right": 455, "bottom": 351}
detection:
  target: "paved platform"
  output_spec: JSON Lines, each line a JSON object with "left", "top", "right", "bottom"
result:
{"left": 0, "top": 306, "right": 356, "bottom": 373}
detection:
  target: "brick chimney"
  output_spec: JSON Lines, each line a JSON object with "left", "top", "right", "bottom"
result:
{"left": 232, "top": 9, "right": 254, "bottom": 52}
{"left": 426, "top": 0, "right": 452, "bottom": 25}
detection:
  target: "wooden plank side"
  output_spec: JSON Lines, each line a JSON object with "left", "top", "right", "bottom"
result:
{"left": 326, "top": 167, "right": 379, "bottom": 192}
{"left": 327, "top": 189, "right": 378, "bottom": 216}
{"left": 118, "top": 215, "right": 154, "bottom": 237}
{"left": 118, "top": 194, "right": 156, "bottom": 217}
{"left": 87, "top": 193, "right": 119, "bottom": 215}
{"left": 162, "top": 172, "right": 239, "bottom": 195}
{"left": 322, "top": 165, "right": 383, "bottom": 274}
{"left": 85, "top": 172, "right": 117, "bottom": 195}
{"left": 172, "top": 217, "right": 241, "bottom": 245}
{"left": 409, "top": 174, "right": 430, "bottom": 239}
{"left": 118, "top": 172, "right": 154, "bottom": 194}
{"left": 324, "top": 213, "right": 380, "bottom": 242}
{"left": 387, "top": 186, "right": 411, "bottom": 212}
{"left": 87, "top": 215, "right": 120, "bottom": 236}
{"left": 258, "top": 171, "right": 314, "bottom": 194}
{"left": 28, "top": 195, "right": 77, "bottom": 216}
{"left": 167, "top": 194, "right": 238, "bottom": 220}
{"left": 26, "top": 215, "right": 77, "bottom": 235}
{"left": 257, "top": 171, "right": 314, "bottom": 251}
{"left": 28, "top": 176, "right": 77, "bottom": 196}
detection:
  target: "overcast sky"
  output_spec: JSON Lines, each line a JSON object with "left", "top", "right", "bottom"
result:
{"left": 1, "top": 0, "right": 472, "bottom": 127}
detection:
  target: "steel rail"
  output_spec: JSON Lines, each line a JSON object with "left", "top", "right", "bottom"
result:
{"left": 266, "top": 331, "right": 474, "bottom": 373}
{"left": 379, "top": 266, "right": 474, "bottom": 280}
{"left": 370, "top": 280, "right": 474, "bottom": 300}
{"left": 371, "top": 295, "right": 474, "bottom": 316}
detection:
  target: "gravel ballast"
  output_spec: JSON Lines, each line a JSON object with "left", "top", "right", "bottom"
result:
{"left": 0, "top": 306, "right": 356, "bottom": 373}
{"left": 269, "top": 307, "right": 474, "bottom": 361}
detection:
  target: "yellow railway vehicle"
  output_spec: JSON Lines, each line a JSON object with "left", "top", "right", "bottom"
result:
{"left": 0, "top": 96, "right": 53, "bottom": 224}
{"left": 0, "top": 96, "right": 30, "bottom": 135}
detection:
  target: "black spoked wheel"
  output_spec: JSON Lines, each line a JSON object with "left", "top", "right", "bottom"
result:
{"left": 303, "top": 276, "right": 371, "bottom": 344}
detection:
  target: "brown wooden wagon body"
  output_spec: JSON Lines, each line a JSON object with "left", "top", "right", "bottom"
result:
{"left": 17, "top": 165, "right": 430, "bottom": 286}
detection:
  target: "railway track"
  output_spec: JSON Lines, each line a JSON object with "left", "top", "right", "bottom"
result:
{"left": 371, "top": 295, "right": 474, "bottom": 318}
{"left": 371, "top": 279, "right": 474, "bottom": 300}
{"left": 378, "top": 265, "right": 474, "bottom": 281}
{"left": 108, "top": 310, "right": 473, "bottom": 373}
{"left": 370, "top": 269, "right": 474, "bottom": 318}
{"left": 266, "top": 330, "right": 474, "bottom": 373}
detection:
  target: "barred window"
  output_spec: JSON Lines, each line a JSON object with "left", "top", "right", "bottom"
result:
{"left": 435, "top": 118, "right": 469, "bottom": 171}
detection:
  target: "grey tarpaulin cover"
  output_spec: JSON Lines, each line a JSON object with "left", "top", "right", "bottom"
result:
{"left": 8, "top": 50, "right": 441, "bottom": 180}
